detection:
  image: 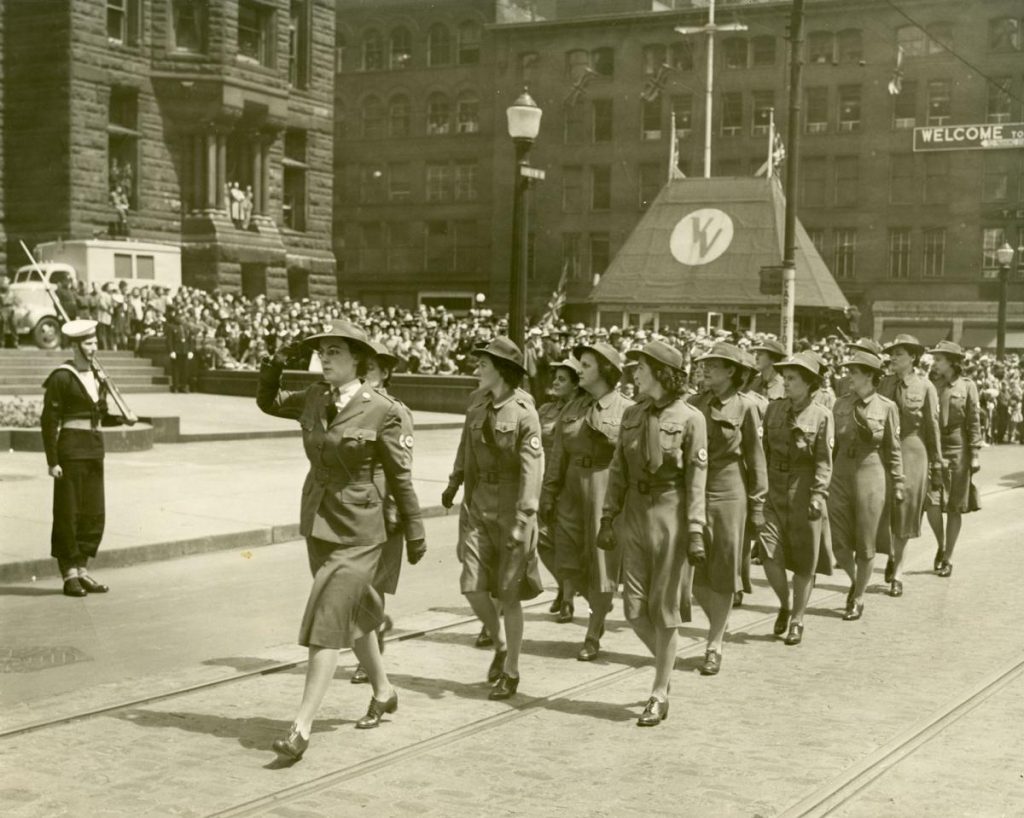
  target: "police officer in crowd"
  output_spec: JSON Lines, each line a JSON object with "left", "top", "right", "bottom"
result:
{"left": 258, "top": 319, "right": 425, "bottom": 760}
{"left": 164, "top": 306, "right": 195, "bottom": 393}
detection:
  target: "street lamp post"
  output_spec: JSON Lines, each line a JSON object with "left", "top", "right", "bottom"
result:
{"left": 995, "top": 241, "right": 1014, "bottom": 358}
{"left": 506, "top": 91, "right": 543, "bottom": 350}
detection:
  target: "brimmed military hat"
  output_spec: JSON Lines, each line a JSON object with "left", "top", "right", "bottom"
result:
{"left": 696, "top": 342, "right": 747, "bottom": 368}
{"left": 750, "top": 338, "right": 786, "bottom": 359}
{"left": 61, "top": 319, "right": 98, "bottom": 340}
{"left": 738, "top": 349, "right": 759, "bottom": 372}
{"left": 777, "top": 351, "right": 826, "bottom": 381}
{"left": 368, "top": 339, "right": 398, "bottom": 370}
{"left": 573, "top": 341, "right": 624, "bottom": 373}
{"left": 840, "top": 350, "right": 885, "bottom": 372}
{"left": 474, "top": 336, "right": 527, "bottom": 374}
{"left": 302, "top": 319, "right": 372, "bottom": 354}
{"left": 551, "top": 358, "right": 583, "bottom": 377}
{"left": 848, "top": 337, "right": 884, "bottom": 356}
{"left": 883, "top": 333, "right": 925, "bottom": 356}
{"left": 625, "top": 340, "right": 685, "bottom": 372}
{"left": 928, "top": 340, "right": 965, "bottom": 359}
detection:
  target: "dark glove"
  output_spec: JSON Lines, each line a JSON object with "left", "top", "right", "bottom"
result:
{"left": 749, "top": 506, "right": 766, "bottom": 531}
{"left": 441, "top": 484, "right": 458, "bottom": 509}
{"left": 272, "top": 341, "right": 304, "bottom": 368}
{"left": 808, "top": 497, "right": 823, "bottom": 522}
{"left": 970, "top": 454, "right": 981, "bottom": 474}
{"left": 406, "top": 538, "right": 427, "bottom": 565}
{"left": 687, "top": 531, "right": 706, "bottom": 565}
{"left": 893, "top": 487, "right": 905, "bottom": 504}
{"left": 596, "top": 518, "right": 616, "bottom": 551}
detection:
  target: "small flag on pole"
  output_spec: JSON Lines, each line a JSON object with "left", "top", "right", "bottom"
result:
{"left": 887, "top": 46, "right": 904, "bottom": 95}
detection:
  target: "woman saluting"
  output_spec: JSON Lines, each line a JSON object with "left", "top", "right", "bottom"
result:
{"left": 258, "top": 320, "right": 425, "bottom": 760}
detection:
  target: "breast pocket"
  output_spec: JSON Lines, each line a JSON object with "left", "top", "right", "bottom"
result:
{"left": 947, "top": 393, "right": 966, "bottom": 426}
{"left": 793, "top": 421, "right": 819, "bottom": 454}
{"left": 659, "top": 422, "right": 685, "bottom": 469}
{"left": 340, "top": 427, "right": 378, "bottom": 458}
{"left": 494, "top": 421, "right": 518, "bottom": 450}
{"left": 621, "top": 417, "right": 643, "bottom": 453}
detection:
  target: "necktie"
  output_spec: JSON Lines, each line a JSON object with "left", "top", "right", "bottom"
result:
{"left": 482, "top": 407, "right": 498, "bottom": 447}
{"left": 326, "top": 387, "right": 339, "bottom": 423}
{"left": 646, "top": 408, "right": 663, "bottom": 472}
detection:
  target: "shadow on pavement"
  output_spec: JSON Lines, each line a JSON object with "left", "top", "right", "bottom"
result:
{"left": 0, "top": 585, "right": 64, "bottom": 596}
{"left": 202, "top": 657, "right": 287, "bottom": 673}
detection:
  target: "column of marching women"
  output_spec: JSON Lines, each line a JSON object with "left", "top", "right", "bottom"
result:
{"left": 244, "top": 320, "right": 986, "bottom": 757}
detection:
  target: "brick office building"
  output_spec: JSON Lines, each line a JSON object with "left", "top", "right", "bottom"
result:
{"left": 2, "top": 0, "right": 336, "bottom": 298}
{"left": 338, "top": 0, "right": 1024, "bottom": 345}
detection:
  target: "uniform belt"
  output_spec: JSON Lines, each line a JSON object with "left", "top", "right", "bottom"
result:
{"left": 62, "top": 419, "right": 97, "bottom": 431}
{"left": 479, "top": 470, "right": 518, "bottom": 484}
{"left": 570, "top": 454, "right": 612, "bottom": 470}
{"left": 630, "top": 477, "right": 686, "bottom": 495}
{"left": 313, "top": 467, "right": 377, "bottom": 484}
{"left": 769, "top": 460, "right": 789, "bottom": 472}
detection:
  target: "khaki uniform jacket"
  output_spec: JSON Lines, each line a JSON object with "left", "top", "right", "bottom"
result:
{"left": 257, "top": 360, "right": 424, "bottom": 547}
{"left": 750, "top": 371, "right": 785, "bottom": 401}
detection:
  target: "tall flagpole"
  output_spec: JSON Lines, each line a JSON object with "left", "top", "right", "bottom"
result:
{"left": 766, "top": 107, "right": 776, "bottom": 178}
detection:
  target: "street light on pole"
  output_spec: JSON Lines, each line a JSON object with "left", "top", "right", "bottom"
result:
{"left": 506, "top": 90, "right": 543, "bottom": 349}
{"left": 995, "top": 241, "right": 1014, "bottom": 358}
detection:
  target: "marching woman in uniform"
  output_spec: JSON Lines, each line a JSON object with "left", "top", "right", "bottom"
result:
{"left": 541, "top": 342, "right": 632, "bottom": 660}
{"left": 41, "top": 320, "right": 121, "bottom": 597}
{"left": 258, "top": 320, "right": 426, "bottom": 760}
{"left": 690, "top": 343, "right": 767, "bottom": 676}
{"left": 925, "top": 341, "right": 982, "bottom": 578}
{"left": 735, "top": 349, "right": 768, "bottom": 602}
{"left": 537, "top": 358, "right": 584, "bottom": 618}
{"left": 879, "top": 335, "right": 943, "bottom": 596}
{"left": 457, "top": 338, "right": 545, "bottom": 700}
{"left": 759, "top": 352, "right": 834, "bottom": 646}
{"left": 829, "top": 351, "right": 904, "bottom": 621}
{"left": 600, "top": 340, "right": 707, "bottom": 725}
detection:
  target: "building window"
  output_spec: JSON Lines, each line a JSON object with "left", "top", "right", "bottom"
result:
{"left": 359, "top": 165, "right": 386, "bottom": 203}
{"left": 922, "top": 228, "right": 945, "bottom": 278}
{"left": 722, "top": 37, "right": 747, "bottom": 69}
{"left": 833, "top": 228, "right": 857, "bottom": 279}
{"left": 721, "top": 92, "right": 742, "bottom": 136}
{"left": 989, "top": 17, "right": 1021, "bottom": 52}
{"left": 454, "top": 161, "right": 478, "bottom": 201}
{"left": 982, "top": 227, "right": 1007, "bottom": 270}
{"left": 428, "top": 23, "right": 451, "bottom": 66}
{"left": 893, "top": 80, "right": 917, "bottom": 129}
{"left": 671, "top": 94, "right": 693, "bottom": 137}
{"left": 834, "top": 156, "right": 859, "bottom": 206}
{"left": 669, "top": 42, "right": 693, "bottom": 71}
{"left": 566, "top": 49, "right": 590, "bottom": 81}
{"left": 388, "top": 163, "right": 410, "bottom": 202}
{"left": 806, "top": 87, "right": 828, "bottom": 133}
{"left": 838, "top": 85, "right": 861, "bottom": 132}
{"left": 361, "top": 96, "right": 385, "bottom": 139}
{"left": 987, "top": 77, "right": 1013, "bottom": 124}
{"left": 751, "top": 36, "right": 775, "bottom": 67}
{"left": 389, "top": 26, "right": 412, "bottom": 69}
{"left": 752, "top": 91, "right": 774, "bottom": 135}
{"left": 639, "top": 163, "right": 662, "bottom": 210}
{"left": 926, "top": 21, "right": 953, "bottom": 55}
{"left": 362, "top": 28, "right": 384, "bottom": 70}
{"left": 889, "top": 228, "right": 912, "bottom": 280}
{"left": 589, "top": 233, "right": 610, "bottom": 279}
{"left": 282, "top": 130, "right": 308, "bottom": 231}
{"left": 425, "top": 163, "right": 452, "bottom": 202}
{"left": 592, "top": 99, "right": 613, "bottom": 142}
{"left": 360, "top": 222, "right": 385, "bottom": 271}
{"left": 801, "top": 157, "right": 827, "bottom": 207}
{"left": 519, "top": 52, "right": 539, "bottom": 85}
{"left": 983, "top": 154, "right": 1013, "bottom": 202}
{"left": 923, "top": 153, "right": 948, "bottom": 204}
{"left": 388, "top": 95, "right": 409, "bottom": 137}
{"left": 454, "top": 220, "right": 483, "bottom": 274}
{"left": 426, "top": 93, "right": 451, "bottom": 135}
{"left": 289, "top": 1, "right": 311, "bottom": 88}
{"left": 238, "top": 0, "right": 274, "bottom": 67}
{"left": 808, "top": 31, "right": 834, "bottom": 64}
{"left": 591, "top": 166, "right": 611, "bottom": 211}
{"left": 564, "top": 103, "right": 585, "bottom": 143}
{"left": 927, "top": 80, "right": 951, "bottom": 125}
{"left": 108, "top": 87, "right": 139, "bottom": 209}
{"left": 456, "top": 92, "right": 480, "bottom": 134}
{"left": 807, "top": 228, "right": 825, "bottom": 256}
{"left": 457, "top": 21, "right": 481, "bottom": 65}
{"left": 896, "top": 25, "right": 926, "bottom": 58}
{"left": 562, "top": 233, "right": 583, "bottom": 280}
{"left": 641, "top": 98, "right": 662, "bottom": 140}
{"left": 837, "top": 29, "right": 862, "bottom": 64}
{"left": 107, "top": 0, "right": 140, "bottom": 46}
{"left": 171, "top": 0, "right": 206, "bottom": 53}
{"left": 425, "top": 221, "right": 451, "bottom": 273}
{"left": 591, "top": 47, "right": 614, "bottom": 78}
{"left": 642, "top": 44, "right": 667, "bottom": 76}
{"left": 334, "top": 31, "right": 346, "bottom": 73}
{"left": 562, "top": 165, "right": 583, "bottom": 213}
{"left": 889, "top": 153, "right": 916, "bottom": 204}
{"left": 385, "top": 222, "right": 414, "bottom": 274}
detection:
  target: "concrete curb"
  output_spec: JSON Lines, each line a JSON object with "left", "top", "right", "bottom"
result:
{"left": 0, "top": 503, "right": 456, "bottom": 584}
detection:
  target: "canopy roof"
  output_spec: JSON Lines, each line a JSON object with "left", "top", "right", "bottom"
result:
{"left": 589, "top": 177, "right": 848, "bottom": 311}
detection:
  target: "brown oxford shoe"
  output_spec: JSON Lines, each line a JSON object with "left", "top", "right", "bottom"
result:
{"left": 784, "top": 623, "right": 804, "bottom": 646}
{"left": 576, "top": 637, "right": 600, "bottom": 662}
{"left": 355, "top": 691, "right": 398, "bottom": 730}
{"left": 556, "top": 601, "right": 574, "bottom": 624}
{"left": 937, "top": 562, "right": 953, "bottom": 578}
{"left": 732, "top": 591, "right": 744, "bottom": 608}
{"left": 488, "top": 673, "right": 520, "bottom": 700}
{"left": 637, "top": 696, "right": 669, "bottom": 726}
{"left": 843, "top": 602, "right": 865, "bottom": 621}
{"left": 78, "top": 575, "right": 109, "bottom": 593}
{"left": 699, "top": 649, "right": 721, "bottom": 676}
{"left": 350, "top": 664, "right": 369, "bottom": 684}
{"left": 474, "top": 626, "right": 493, "bottom": 648}
{"left": 63, "top": 578, "right": 87, "bottom": 598}
{"left": 773, "top": 608, "right": 791, "bottom": 636}
{"left": 889, "top": 580, "right": 904, "bottom": 598}
{"left": 272, "top": 724, "right": 309, "bottom": 760}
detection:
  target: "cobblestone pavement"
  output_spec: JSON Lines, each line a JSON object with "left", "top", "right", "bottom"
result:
{"left": 1, "top": 451, "right": 1022, "bottom": 817}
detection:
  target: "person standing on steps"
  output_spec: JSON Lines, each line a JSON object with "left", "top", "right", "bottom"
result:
{"left": 601, "top": 340, "right": 707, "bottom": 726}
{"left": 925, "top": 341, "right": 982, "bottom": 579}
{"left": 878, "top": 335, "right": 943, "bottom": 597}
{"left": 258, "top": 319, "right": 425, "bottom": 761}
{"left": 541, "top": 342, "right": 632, "bottom": 661}
{"left": 455, "top": 337, "right": 544, "bottom": 702}
{"left": 41, "top": 320, "right": 124, "bottom": 597}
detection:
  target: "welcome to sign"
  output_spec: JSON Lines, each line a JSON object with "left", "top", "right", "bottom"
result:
{"left": 913, "top": 122, "right": 1024, "bottom": 152}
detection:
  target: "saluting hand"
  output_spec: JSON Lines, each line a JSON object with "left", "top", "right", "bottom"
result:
{"left": 808, "top": 497, "right": 823, "bottom": 522}
{"left": 406, "top": 538, "right": 427, "bottom": 565}
{"left": 49, "top": 465, "right": 63, "bottom": 479}
{"left": 441, "top": 485, "right": 458, "bottom": 509}
{"left": 596, "top": 518, "right": 616, "bottom": 551}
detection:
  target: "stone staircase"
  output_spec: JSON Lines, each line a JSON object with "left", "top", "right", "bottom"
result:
{"left": 0, "top": 349, "right": 170, "bottom": 396}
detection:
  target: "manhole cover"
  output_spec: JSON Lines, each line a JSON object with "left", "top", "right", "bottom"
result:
{"left": 0, "top": 646, "right": 93, "bottom": 673}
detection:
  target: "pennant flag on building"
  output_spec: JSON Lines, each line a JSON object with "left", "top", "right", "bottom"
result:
{"left": 887, "top": 45, "right": 904, "bottom": 95}
{"left": 640, "top": 63, "right": 674, "bottom": 103}
{"left": 564, "top": 67, "right": 597, "bottom": 107}
{"left": 540, "top": 261, "right": 569, "bottom": 328}
{"left": 668, "top": 110, "right": 686, "bottom": 181}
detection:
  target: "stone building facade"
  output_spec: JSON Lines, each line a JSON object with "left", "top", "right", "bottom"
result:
{"left": 2, "top": 0, "right": 336, "bottom": 297}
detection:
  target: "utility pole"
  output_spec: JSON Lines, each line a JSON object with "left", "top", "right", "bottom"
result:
{"left": 780, "top": 0, "right": 805, "bottom": 356}
{"left": 676, "top": 0, "right": 747, "bottom": 179}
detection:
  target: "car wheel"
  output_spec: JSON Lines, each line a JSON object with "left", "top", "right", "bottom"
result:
{"left": 33, "top": 317, "right": 61, "bottom": 349}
